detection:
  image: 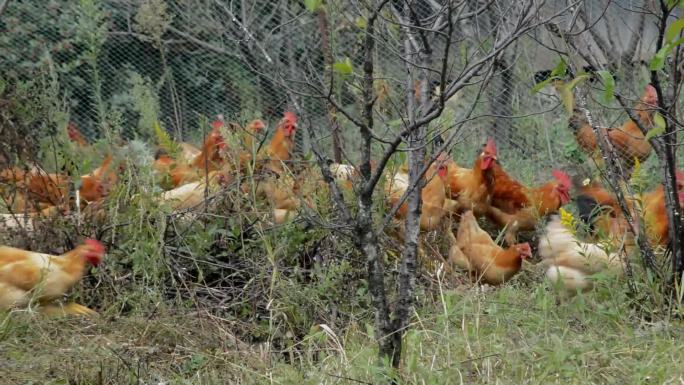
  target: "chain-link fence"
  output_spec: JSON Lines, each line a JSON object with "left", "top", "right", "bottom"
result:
{"left": 0, "top": 0, "right": 672, "bottom": 185}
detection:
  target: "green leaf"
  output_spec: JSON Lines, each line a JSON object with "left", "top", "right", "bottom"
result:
{"left": 555, "top": 75, "right": 589, "bottom": 113}
{"left": 333, "top": 57, "right": 353, "bottom": 75}
{"left": 596, "top": 70, "right": 615, "bottom": 103}
{"left": 531, "top": 78, "right": 553, "bottom": 93}
{"left": 650, "top": 43, "right": 672, "bottom": 71}
{"left": 646, "top": 112, "right": 666, "bottom": 140}
{"left": 304, "top": 0, "right": 322, "bottom": 12}
{"left": 355, "top": 17, "right": 367, "bottom": 29}
{"left": 666, "top": 18, "right": 684, "bottom": 42}
{"left": 531, "top": 58, "right": 567, "bottom": 93}
{"left": 550, "top": 58, "right": 568, "bottom": 77}
{"left": 153, "top": 120, "right": 180, "bottom": 157}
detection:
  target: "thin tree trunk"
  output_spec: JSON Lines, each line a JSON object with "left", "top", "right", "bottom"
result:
{"left": 317, "top": 7, "right": 343, "bottom": 163}
{"left": 358, "top": 0, "right": 394, "bottom": 365}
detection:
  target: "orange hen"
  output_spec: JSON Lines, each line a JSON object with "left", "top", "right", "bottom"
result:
{"left": 447, "top": 210, "right": 531, "bottom": 285}
{"left": 0, "top": 239, "right": 105, "bottom": 315}
{"left": 386, "top": 154, "right": 449, "bottom": 232}
{"left": 569, "top": 84, "right": 657, "bottom": 169}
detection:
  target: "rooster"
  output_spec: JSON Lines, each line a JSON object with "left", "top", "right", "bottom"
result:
{"left": 0, "top": 239, "right": 105, "bottom": 315}
{"left": 569, "top": 84, "right": 657, "bottom": 170}
{"left": 486, "top": 170, "right": 572, "bottom": 244}
{"left": 539, "top": 216, "right": 624, "bottom": 293}
{"left": 444, "top": 138, "right": 498, "bottom": 216}
{"left": 259, "top": 112, "right": 297, "bottom": 174}
{"left": 447, "top": 210, "right": 531, "bottom": 285}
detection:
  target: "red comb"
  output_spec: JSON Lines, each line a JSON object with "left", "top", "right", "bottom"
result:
{"left": 517, "top": 242, "right": 532, "bottom": 257}
{"left": 552, "top": 170, "right": 571, "bottom": 186}
{"left": 485, "top": 137, "right": 497, "bottom": 154}
{"left": 283, "top": 111, "right": 297, "bottom": 124}
{"left": 84, "top": 239, "right": 105, "bottom": 253}
{"left": 644, "top": 84, "right": 658, "bottom": 105}
{"left": 211, "top": 120, "right": 224, "bottom": 129}
{"left": 676, "top": 169, "right": 684, "bottom": 181}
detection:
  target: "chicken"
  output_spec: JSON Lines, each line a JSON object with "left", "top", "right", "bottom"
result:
{"left": 0, "top": 239, "right": 105, "bottom": 315}
{"left": 576, "top": 171, "right": 684, "bottom": 247}
{"left": 640, "top": 184, "right": 684, "bottom": 247}
{"left": 1, "top": 153, "right": 117, "bottom": 212}
{"left": 160, "top": 171, "right": 232, "bottom": 211}
{"left": 444, "top": 138, "right": 497, "bottom": 216}
{"left": 155, "top": 124, "right": 226, "bottom": 188}
{"left": 227, "top": 119, "right": 266, "bottom": 170}
{"left": 539, "top": 216, "right": 624, "bottom": 293}
{"left": 329, "top": 162, "right": 359, "bottom": 190}
{"left": 79, "top": 153, "right": 120, "bottom": 203}
{"left": 569, "top": 84, "right": 657, "bottom": 170}
{"left": 259, "top": 112, "right": 297, "bottom": 174}
{"left": 386, "top": 154, "right": 449, "bottom": 232}
{"left": 67, "top": 122, "right": 89, "bottom": 148}
{"left": 486, "top": 170, "right": 572, "bottom": 244}
{"left": 180, "top": 142, "right": 201, "bottom": 164}
{"left": 448, "top": 210, "right": 531, "bottom": 285}
{"left": 490, "top": 161, "right": 531, "bottom": 213}
{"left": 256, "top": 173, "right": 302, "bottom": 224}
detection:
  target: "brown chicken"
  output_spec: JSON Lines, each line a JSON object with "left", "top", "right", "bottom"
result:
{"left": 67, "top": 122, "right": 89, "bottom": 148}
{"left": 0, "top": 154, "right": 114, "bottom": 213}
{"left": 569, "top": 84, "right": 657, "bottom": 169}
{"left": 0, "top": 239, "right": 105, "bottom": 315}
{"left": 447, "top": 210, "right": 531, "bottom": 285}
{"left": 386, "top": 154, "right": 449, "bottom": 232}
{"left": 487, "top": 170, "right": 572, "bottom": 244}
{"left": 229, "top": 119, "right": 266, "bottom": 170}
{"left": 490, "top": 161, "right": 531, "bottom": 213}
{"left": 259, "top": 112, "right": 297, "bottom": 174}
{"left": 576, "top": 171, "right": 684, "bottom": 247}
{"left": 444, "top": 138, "right": 497, "bottom": 216}
{"left": 155, "top": 124, "right": 226, "bottom": 188}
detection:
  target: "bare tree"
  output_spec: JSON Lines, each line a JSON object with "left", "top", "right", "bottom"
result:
{"left": 268, "top": 0, "right": 569, "bottom": 369}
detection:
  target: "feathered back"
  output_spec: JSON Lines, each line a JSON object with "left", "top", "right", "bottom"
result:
{"left": 539, "top": 216, "right": 623, "bottom": 275}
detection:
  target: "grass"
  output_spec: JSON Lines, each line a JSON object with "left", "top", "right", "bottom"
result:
{"left": 3, "top": 263, "right": 683, "bottom": 384}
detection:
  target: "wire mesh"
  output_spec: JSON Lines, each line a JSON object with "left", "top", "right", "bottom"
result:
{"left": 0, "top": 0, "right": 673, "bottom": 187}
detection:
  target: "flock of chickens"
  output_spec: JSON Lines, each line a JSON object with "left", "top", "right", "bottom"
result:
{"left": 0, "top": 83, "right": 679, "bottom": 316}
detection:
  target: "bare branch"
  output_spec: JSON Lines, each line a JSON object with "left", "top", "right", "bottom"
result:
{"left": 0, "top": 0, "right": 10, "bottom": 17}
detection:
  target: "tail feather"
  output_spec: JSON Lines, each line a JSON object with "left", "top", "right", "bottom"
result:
{"left": 545, "top": 265, "right": 590, "bottom": 292}
{"left": 575, "top": 195, "right": 600, "bottom": 231}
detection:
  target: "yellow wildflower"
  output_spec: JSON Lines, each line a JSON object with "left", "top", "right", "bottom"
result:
{"left": 559, "top": 207, "right": 577, "bottom": 233}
